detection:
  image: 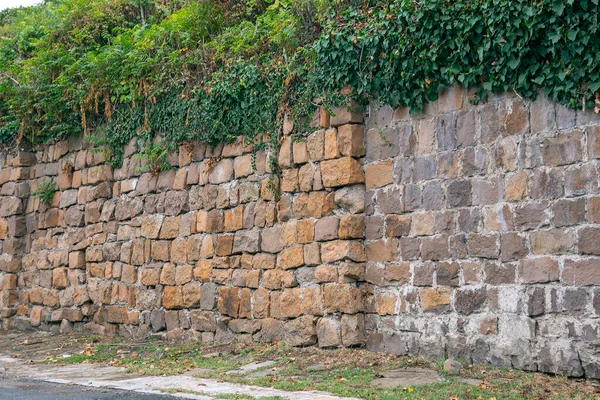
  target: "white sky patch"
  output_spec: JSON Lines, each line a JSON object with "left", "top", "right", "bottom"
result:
{"left": 0, "top": 0, "right": 42, "bottom": 11}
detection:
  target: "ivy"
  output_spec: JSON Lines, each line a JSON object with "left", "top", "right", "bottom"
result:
{"left": 0, "top": 0, "right": 599, "bottom": 166}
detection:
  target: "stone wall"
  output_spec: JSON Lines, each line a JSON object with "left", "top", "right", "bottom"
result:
{"left": 1, "top": 87, "right": 599, "bottom": 378}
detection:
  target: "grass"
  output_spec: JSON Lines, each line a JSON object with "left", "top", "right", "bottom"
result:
{"left": 47, "top": 337, "right": 600, "bottom": 400}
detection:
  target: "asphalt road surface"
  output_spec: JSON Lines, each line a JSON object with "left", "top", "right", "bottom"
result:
{"left": 0, "top": 376, "right": 179, "bottom": 400}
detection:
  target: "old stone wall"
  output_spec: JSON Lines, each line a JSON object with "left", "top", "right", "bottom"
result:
{"left": 0, "top": 87, "right": 599, "bottom": 378}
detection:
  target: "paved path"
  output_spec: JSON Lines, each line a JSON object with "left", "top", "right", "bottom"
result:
{"left": 0, "top": 355, "right": 359, "bottom": 400}
{"left": 0, "top": 376, "right": 176, "bottom": 400}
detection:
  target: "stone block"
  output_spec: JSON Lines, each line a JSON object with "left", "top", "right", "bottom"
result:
{"left": 321, "top": 240, "right": 365, "bottom": 263}
{"left": 531, "top": 229, "right": 575, "bottom": 255}
{"left": 365, "top": 239, "right": 398, "bottom": 262}
{"left": 455, "top": 287, "right": 487, "bottom": 315}
{"left": 419, "top": 288, "right": 451, "bottom": 313}
{"left": 279, "top": 246, "right": 304, "bottom": 270}
{"left": 52, "top": 268, "right": 69, "bottom": 289}
{"left": 337, "top": 124, "right": 365, "bottom": 157}
{"left": 542, "top": 130, "right": 583, "bottom": 166}
{"left": 315, "top": 217, "right": 339, "bottom": 241}
{"left": 467, "top": 234, "right": 499, "bottom": 259}
{"left": 323, "top": 284, "right": 363, "bottom": 314}
{"left": 563, "top": 258, "right": 600, "bottom": 285}
{"left": 320, "top": 157, "right": 364, "bottom": 188}
{"left": 579, "top": 227, "right": 600, "bottom": 255}
{"left": 280, "top": 288, "right": 303, "bottom": 318}
{"left": 365, "top": 161, "right": 393, "bottom": 189}
{"left": 500, "top": 232, "right": 528, "bottom": 261}
{"left": 208, "top": 159, "right": 233, "bottom": 184}
{"left": 339, "top": 215, "right": 364, "bottom": 239}
{"left": 281, "top": 168, "right": 299, "bottom": 192}
{"left": 317, "top": 317, "right": 341, "bottom": 347}
{"left": 446, "top": 180, "right": 471, "bottom": 208}
{"left": 330, "top": 101, "right": 363, "bottom": 126}
{"left": 421, "top": 236, "right": 449, "bottom": 261}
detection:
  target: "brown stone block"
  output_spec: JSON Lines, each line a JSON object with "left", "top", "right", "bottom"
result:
{"left": 175, "top": 264, "right": 193, "bottom": 285}
{"left": 519, "top": 257, "right": 559, "bottom": 283}
{"left": 315, "top": 265, "right": 338, "bottom": 283}
{"left": 106, "top": 306, "right": 128, "bottom": 324}
{"left": 278, "top": 136, "right": 293, "bottom": 168}
{"left": 320, "top": 157, "right": 364, "bottom": 188}
{"left": 341, "top": 314, "right": 365, "bottom": 347}
{"left": 233, "top": 154, "right": 253, "bottom": 178}
{"left": 339, "top": 215, "right": 364, "bottom": 239}
{"left": 323, "top": 284, "right": 363, "bottom": 314}
{"left": 467, "top": 234, "right": 499, "bottom": 259}
{"left": 552, "top": 198, "right": 585, "bottom": 227}
{"left": 421, "top": 235, "right": 450, "bottom": 261}
{"left": 279, "top": 246, "right": 304, "bottom": 270}
{"left": 293, "top": 141, "right": 308, "bottom": 164}
{"left": 87, "top": 165, "right": 112, "bottom": 185}
{"left": 365, "top": 161, "right": 393, "bottom": 190}
{"left": 253, "top": 253, "right": 276, "bottom": 269}
{"left": 215, "top": 235, "right": 234, "bottom": 256}
{"left": 365, "top": 239, "right": 398, "bottom": 262}
{"left": 1, "top": 274, "right": 17, "bottom": 290}
{"left": 500, "top": 232, "right": 528, "bottom": 261}
{"left": 499, "top": 100, "right": 529, "bottom": 136}
{"left": 151, "top": 241, "right": 170, "bottom": 262}
{"left": 337, "top": 124, "right": 365, "bottom": 157}
{"left": 218, "top": 287, "right": 240, "bottom": 317}
{"left": 589, "top": 197, "right": 600, "bottom": 223}
{"left": 194, "top": 260, "right": 213, "bottom": 282}
{"left": 307, "top": 130, "right": 325, "bottom": 161}
{"left": 589, "top": 126, "right": 600, "bottom": 159}
{"left": 531, "top": 229, "right": 575, "bottom": 255}
{"left": 281, "top": 169, "right": 299, "bottom": 193}
{"left": 196, "top": 209, "right": 223, "bottom": 233}
{"left": 315, "top": 217, "right": 339, "bottom": 241}
{"left": 141, "top": 268, "right": 160, "bottom": 286}
{"left": 52, "top": 267, "right": 68, "bottom": 289}
{"left": 436, "top": 262, "right": 459, "bottom": 286}
{"left": 141, "top": 214, "right": 164, "bottom": 239}
{"left": 297, "top": 219, "right": 314, "bottom": 244}
{"left": 542, "top": 130, "right": 583, "bottom": 166}
{"left": 484, "top": 261, "right": 515, "bottom": 284}
{"left": 252, "top": 288, "right": 270, "bottom": 319}
{"left": 412, "top": 213, "right": 435, "bottom": 236}
{"left": 374, "top": 291, "right": 397, "bottom": 315}
{"left": 579, "top": 227, "right": 600, "bottom": 255}
{"left": 330, "top": 101, "right": 363, "bottom": 127}
{"left": 280, "top": 288, "right": 303, "bottom": 318}
{"left": 324, "top": 128, "right": 341, "bottom": 160}
{"left": 419, "top": 288, "right": 451, "bottom": 313}
{"left": 321, "top": 240, "right": 365, "bottom": 263}
{"left": 563, "top": 258, "right": 600, "bottom": 285}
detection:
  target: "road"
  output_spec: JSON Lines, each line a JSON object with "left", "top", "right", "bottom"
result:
{"left": 0, "top": 376, "right": 178, "bottom": 400}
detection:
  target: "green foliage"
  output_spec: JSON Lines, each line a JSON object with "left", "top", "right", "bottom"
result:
{"left": 33, "top": 178, "right": 56, "bottom": 205}
{"left": 134, "top": 140, "right": 172, "bottom": 176}
{"left": 314, "top": 0, "right": 600, "bottom": 112}
{"left": 0, "top": 0, "right": 599, "bottom": 165}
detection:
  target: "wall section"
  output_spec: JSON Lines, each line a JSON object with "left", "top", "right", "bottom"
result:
{"left": 1, "top": 87, "right": 599, "bottom": 378}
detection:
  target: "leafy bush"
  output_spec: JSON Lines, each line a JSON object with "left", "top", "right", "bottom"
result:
{"left": 0, "top": 0, "right": 599, "bottom": 165}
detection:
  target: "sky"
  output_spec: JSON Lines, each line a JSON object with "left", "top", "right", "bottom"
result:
{"left": 0, "top": 0, "right": 41, "bottom": 11}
